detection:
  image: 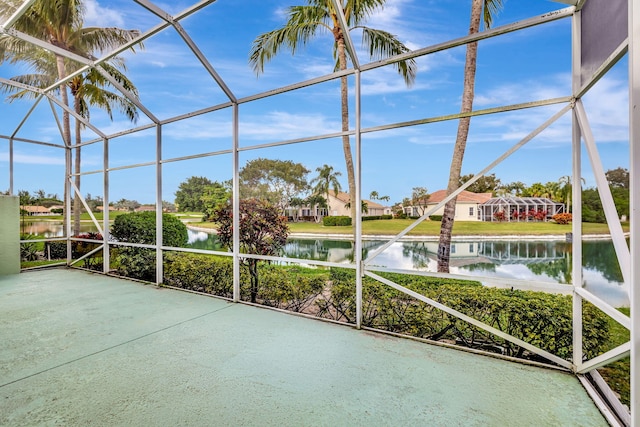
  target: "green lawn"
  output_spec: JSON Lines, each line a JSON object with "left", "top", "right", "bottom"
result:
{"left": 282, "top": 219, "right": 622, "bottom": 236}
{"left": 22, "top": 214, "right": 623, "bottom": 237}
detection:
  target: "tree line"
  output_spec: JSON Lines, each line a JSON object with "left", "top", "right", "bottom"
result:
{"left": 174, "top": 158, "right": 388, "bottom": 220}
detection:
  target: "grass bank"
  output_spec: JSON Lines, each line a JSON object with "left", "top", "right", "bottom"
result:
{"left": 193, "top": 218, "right": 621, "bottom": 237}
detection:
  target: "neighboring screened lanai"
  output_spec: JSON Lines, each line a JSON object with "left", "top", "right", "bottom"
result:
{"left": 0, "top": 0, "right": 639, "bottom": 425}
{"left": 480, "top": 196, "right": 566, "bottom": 221}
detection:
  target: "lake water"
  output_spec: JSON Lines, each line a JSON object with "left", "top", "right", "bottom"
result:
{"left": 22, "top": 221, "right": 628, "bottom": 307}
{"left": 188, "top": 230, "right": 628, "bottom": 307}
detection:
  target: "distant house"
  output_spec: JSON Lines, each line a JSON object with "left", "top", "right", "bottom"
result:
{"left": 135, "top": 205, "right": 156, "bottom": 212}
{"left": 479, "top": 196, "right": 565, "bottom": 221}
{"left": 21, "top": 205, "right": 52, "bottom": 216}
{"left": 404, "top": 190, "right": 493, "bottom": 221}
{"left": 287, "top": 191, "right": 391, "bottom": 221}
{"left": 326, "top": 190, "right": 391, "bottom": 217}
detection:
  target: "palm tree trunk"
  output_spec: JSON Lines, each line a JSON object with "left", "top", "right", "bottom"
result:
{"left": 333, "top": 22, "right": 356, "bottom": 227}
{"left": 56, "top": 55, "right": 72, "bottom": 236}
{"left": 437, "top": 0, "right": 482, "bottom": 273}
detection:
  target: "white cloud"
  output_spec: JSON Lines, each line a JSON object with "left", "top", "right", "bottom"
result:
{"left": 158, "top": 111, "right": 341, "bottom": 143}
{"left": 0, "top": 152, "right": 64, "bottom": 166}
{"left": 83, "top": 0, "right": 125, "bottom": 27}
{"left": 470, "top": 72, "right": 629, "bottom": 147}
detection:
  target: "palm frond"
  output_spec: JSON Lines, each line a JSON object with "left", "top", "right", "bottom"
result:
{"left": 483, "top": 0, "right": 504, "bottom": 29}
{"left": 360, "top": 27, "right": 417, "bottom": 86}
{"left": 249, "top": 5, "right": 329, "bottom": 74}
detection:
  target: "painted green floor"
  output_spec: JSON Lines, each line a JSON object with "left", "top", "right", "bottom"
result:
{"left": 0, "top": 269, "right": 607, "bottom": 426}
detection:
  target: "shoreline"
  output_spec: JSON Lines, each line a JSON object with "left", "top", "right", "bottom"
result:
{"left": 186, "top": 225, "right": 618, "bottom": 242}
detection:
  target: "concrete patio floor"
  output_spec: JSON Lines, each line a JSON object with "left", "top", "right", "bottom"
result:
{"left": 0, "top": 268, "right": 607, "bottom": 426}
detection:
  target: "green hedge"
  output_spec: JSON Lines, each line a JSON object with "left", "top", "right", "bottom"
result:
{"left": 45, "top": 241, "right": 67, "bottom": 259}
{"left": 316, "top": 269, "right": 608, "bottom": 361}
{"left": 362, "top": 214, "right": 393, "bottom": 221}
{"left": 163, "top": 253, "right": 324, "bottom": 311}
{"left": 111, "top": 212, "right": 188, "bottom": 281}
{"left": 323, "top": 216, "right": 352, "bottom": 226}
{"left": 163, "top": 252, "right": 234, "bottom": 298}
{"left": 160, "top": 256, "right": 609, "bottom": 363}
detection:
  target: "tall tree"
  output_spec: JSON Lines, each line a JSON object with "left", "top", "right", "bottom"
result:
{"left": 459, "top": 173, "right": 501, "bottom": 195}
{"left": 175, "top": 176, "right": 217, "bottom": 213}
{"left": 605, "top": 167, "right": 629, "bottom": 189}
{"left": 69, "top": 63, "right": 139, "bottom": 232}
{"left": 411, "top": 186, "right": 429, "bottom": 216}
{"left": 250, "top": 0, "right": 417, "bottom": 225}
{"left": 0, "top": 0, "right": 141, "bottom": 234}
{"left": 310, "top": 164, "right": 342, "bottom": 215}
{"left": 239, "top": 158, "right": 310, "bottom": 214}
{"left": 437, "top": 0, "right": 503, "bottom": 272}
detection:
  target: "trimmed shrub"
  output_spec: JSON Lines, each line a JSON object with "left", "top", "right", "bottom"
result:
{"left": 254, "top": 265, "right": 326, "bottom": 312}
{"left": 111, "top": 212, "right": 188, "bottom": 281}
{"left": 429, "top": 215, "right": 443, "bottom": 221}
{"left": 163, "top": 252, "right": 234, "bottom": 298}
{"left": 111, "top": 211, "right": 188, "bottom": 247}
{"left": 72, "top": 232, "right": 103, "bottom": 270}
{"left": 361, "top": 215, "right": 393, "bottom": 221}
{"left": 552, "top": 213, "right": 572, "bottom": 224}
{"left": 323, "top": 216, "right": 352, "bottom": 226}
{"left": 317, "top": 268, "right": 608, "bottom": 361}
{"left": 45, "top": 241, "right": 67, "bottom": 259}
{"left": 163, "top": 253, "right": 326, "bottom": 312}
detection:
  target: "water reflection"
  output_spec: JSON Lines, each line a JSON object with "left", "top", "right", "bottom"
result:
{"left": 185, "top": 232, "right": 627, "bottom": 307}
{"left": 19, "top": 221, "right": 98, "bottom": 237}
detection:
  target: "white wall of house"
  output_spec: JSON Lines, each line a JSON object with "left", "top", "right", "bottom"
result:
{"left": 426, "top": 202, "right": 482, "bottom": 221}
{"left": 287, "top": 192, "right": 390, "bottom": 219}
{"left": 326, "top": 191, "right": 389, "bottom": 217}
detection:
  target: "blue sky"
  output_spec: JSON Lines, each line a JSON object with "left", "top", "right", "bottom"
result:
{"left": 0, "top": 0, "right": 630, "bottom": 205}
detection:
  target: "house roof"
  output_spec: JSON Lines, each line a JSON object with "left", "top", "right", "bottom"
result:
{"left": 135, "top": 205, "right": 156, "bottom": 212}
{"left": 21, "top": 205, "right": 51, "bottom": 213}
{"left": 328, "top": 190, "right": 387, "bottom": 208}
{"left": 427, "top": 190, "right": 493, "bottom": 204}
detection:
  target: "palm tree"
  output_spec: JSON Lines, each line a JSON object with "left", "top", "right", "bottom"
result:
{"left": 310, "top": 164, "right": 342, "bottom": 216}
{"left": 437, "top": 0, "right": 503, "bottom": 273}
{"left": 250, "top": 0, "right": 417, "bottom": 225}
{"left": 68, "top": 64, "right": 139, "bottom": 232}
{"left": 0, "top": 0, "right": 141, "bottom": 233}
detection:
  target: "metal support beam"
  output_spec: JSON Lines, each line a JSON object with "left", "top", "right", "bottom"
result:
{"left": 0, "top": 0, "right": 36, "bottom": 29}
{"left": 232, "top": 103, "right": 240, "bottom": 302}
{"left": 574, "top": 100, "right": 631, "bottom": 294}
{"left": 135, "top": 0, "right": 237, "bottom": 103}
{"left": 95, "top": 65, "right": 159, "bottom": 124}
{"left": 329, "top": 0, "right": 360, "bottom": 69}
{"left": 628, "top": 0, "right": 640, "bottom": 423}
{"left": 103, "top": 138, "right": 110, "bottom": 274}
{"left": 571, "top": 7, "right": 584, "bottom": 372}
{"left": 155, "top": 125, "right": 163, "bottom": 285}
{"left": 355, "top": 70, "right": 362, "bottom": 329}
